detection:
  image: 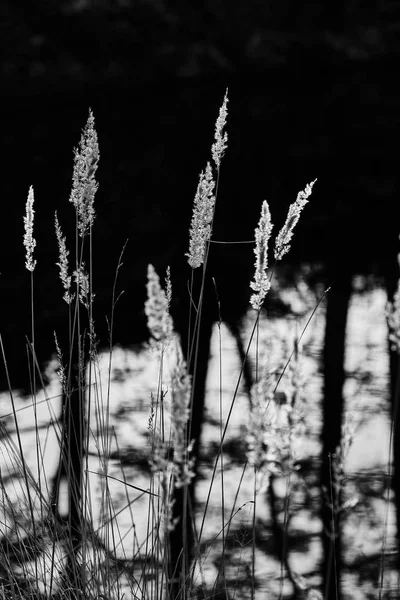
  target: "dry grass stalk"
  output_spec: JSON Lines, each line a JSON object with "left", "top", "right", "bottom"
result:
{"left": 54, "top": 211, "right": 74, "bottom": 304}
{"left": 187, "top": 91, "right": 229, "bottom": 269}
{"left": 250, "top": 200, "right": 274, "bottom": 310}
{"left": 211, "top": 89, "right": 229, "bottom": 170}
{"left": 187, "top": 163, "right": 216, "bottom": 269}
{"left": 69, "top": 108, "right": 99, "bottom": 236}
{"left": 274, "top": 179, "right": 317, "bottom": 261}
{"left": 145, "top": 263, "right": 174, "bottom": 346}
{"left": 23, "top": 185, "right": 36, "bottom": 272}
{"left": 73, "top": 262, "right": 92, "bottom": 309}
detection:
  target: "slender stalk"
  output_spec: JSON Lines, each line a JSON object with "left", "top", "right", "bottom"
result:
{"left": 0, "top": 336, "right": 38, "bottom": 564}
{"left": 379, "top": 351, "right": 400, "bottom": 596}
{"left": 251, "top": 465, "right": 257, "bottom": 600}
{"left": 196, "top": 307, "right": 262, "bottom": 553}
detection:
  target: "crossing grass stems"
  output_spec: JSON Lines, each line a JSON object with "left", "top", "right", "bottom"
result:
{"left": 0, "top": 91, "right": 395, "bottom": 600}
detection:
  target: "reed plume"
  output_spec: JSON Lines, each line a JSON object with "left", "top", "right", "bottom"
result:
{"left": 274, "top": 179, "right": 317, "bottom": 261}
{"left": 145, "top": 263, "right": 174, "bottom": 346}
{"left": 54, "top": 211, "right": 74, "bottom": 304}
{"left": 211, "top": 89, "right": 229, "bottom": 170}
{"left": 187, "top": 163, "right": 216, "bottom": 269}
{"left": 73, "top": 262, "right": 92, "bottom": 309}
{"left": 69, "top": 109, "right": 99, "bottom": 236}
{"left": 23, "top": 185, "right": 36, "bottom": 272}
{"left": 187, "top": 91, "right": 229, "bottom": 268}
{"left": 250, "top": 200, "right": 274, "bottom": 310}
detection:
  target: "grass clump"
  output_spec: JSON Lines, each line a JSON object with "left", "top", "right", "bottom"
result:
{"left": 0, "top": 91, "right": 394, "bottom": 600}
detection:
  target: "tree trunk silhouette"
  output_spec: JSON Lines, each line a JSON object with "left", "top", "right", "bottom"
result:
{"left": 385, "top": 261, "right": 400, "bottom": 572}
{"left": 268, "top": 474, "right": 298, "bottom": 600}
{"left": 168, "top": 300, "right": 213, "bottom": 599}
{"left": 64, "top": 361, "right": 85, "bottom": 593}
{"left": 168, "top": 265, "right": 253, "bottom": 599}
{"left": 321, "top": 269, "right": 352, "bottom": 600}
{"left": 50, "top": 336, "right": 85, "bottom": 597}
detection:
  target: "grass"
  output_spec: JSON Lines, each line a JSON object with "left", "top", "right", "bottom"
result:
{"left": 0, "top": 93, "right": 397, "bottom": 600}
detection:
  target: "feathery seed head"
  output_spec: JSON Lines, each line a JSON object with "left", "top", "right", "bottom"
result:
{"left": 250, "top": 200, "right": 273, "bottom": 310}
{"left": 170, "top": 343, "right": 194, "bottom": 488}
{"left": 73, "top": 263, "right": 93, "bottom": 309}
{"left": 247, "top": 379, "right": 275, "bottom": 471}
{"left": 247, "top": 356, "right": 306, "bottom": 483}
{"left": 54, "top": 212, "right": 74, "bottom": 304}
{"left": 148, "top": 340, "right": 194, "bottom": 488}
{"left": 54, "top": 332, "right": 67, "bottom": 393}
{"left": 187, "top": 162, "right": 216, "bottom": 269}
{"left": 69, "top": 109, "right": 99, "bottom": 237}
{"left": 170, "top": 351, "right": 191, "bottom": 447}
{"left": 145, "top": 264, "right": 174, "bottom": 346}
{"left": 274, "top": 179, "right": 317, "bottom": 261}
{"left": 211, "top": 89, "right": 229, "bottom": 170}
{"left": 165, "top": 265, "right": 172, "bottom": 308}
{"left": 23, "top": 186, "right": 36, "bottom": 272}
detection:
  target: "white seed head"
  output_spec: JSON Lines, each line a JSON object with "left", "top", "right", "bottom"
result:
{"left": 54, "top": 212, "right": 74, "bottom": 304}
{"left": 145, "top": 264, "right": 174, "bottom": 346}
{"left": 274, "top": 179, "right": 317, "bottom": 261}
{"left": 73, "top": 263, "right": 93, "bottom": 309}
{"left": 23, "top": 186, "right": 37, "bottom": 272}
{"left": 250, "top": 200, "right": 273, "bottom": 310}
{"left": 69, "top": 109, "right": 99, "bottom": 237}
{"left": 211, "top": 89, "right": 229, "bottom": 170}
{"left": 187, "top": 162, "right": 216, "bottom": 269}
{"left": 247, "top": 355, "right": 306, "bottom": 482}
{"left": 54, "top": 331, "right": 67, "bottom": 393}
{"left": 148, "top": 340, "right": 195, "bottom": 488}
{"left": 170, "top": 343, "right": 194, "bottom": 488}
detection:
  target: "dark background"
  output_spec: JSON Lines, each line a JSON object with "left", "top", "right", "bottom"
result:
{"left": 1, "top": 0, "right": 399, "bottom": 385}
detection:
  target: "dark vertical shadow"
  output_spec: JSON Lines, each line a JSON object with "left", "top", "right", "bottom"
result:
{"left": 167, "top": 241, "right": 254, "bottom": 598}
{"left": 63, "top": 363, "right": 84, "bottom": 596}
{"left": 49, "top": 322, "right": 86, "bottom": 597}
{"left": 169, "top": 312, "right": 213, "bottom": 600}
{"left": 321, "top": 265, "right": 352, "bottom": 600}
{"left": 385, "top": 257, "right": 400, "bottom": 573}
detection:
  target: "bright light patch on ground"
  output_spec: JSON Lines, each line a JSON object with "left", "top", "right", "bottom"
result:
{"left": 0, "top": 274, "right": 396, "bottom": 598}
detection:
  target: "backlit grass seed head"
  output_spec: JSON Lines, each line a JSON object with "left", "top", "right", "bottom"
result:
{"left": 148, "top": 341, "right": 194, "bottom": 487}
{"left": 387, "top": 252, "right": 400, "bottom": 353}
{"left": 54, "top": 212, "right": 74, "bottom": 305}
{"left": 145, "top": 264, "right": 174, "bottom": 346}
{"left": 73, "top": 263, "right": 93, "bottom": 309}
{"left": 170, "top": 344, "right": 195, "bottom": 488}
{"left": 247, "top": 379, "right": 275, "bottom": 472}
{"left": 148, "top": 394, "right": 170, "bottom": 476}
{"left": 23, "top": 186, "right": 36, "bottom": 272}
{"left": 250, "top": 200, "right": 273, "bottom": 310}
{"left": 149, "top": 435, "right": 170, "bottom": 475}
{"left": 274, "top": 179, "right": 317, "bottom": 261}
{"left": 165, "top": 265, "right": 172, "bottom": 309}
{"left": 69, "top": 109, "right": 99, "bottom": 237}
{"left": 187, "top": 162, "right": 216, "bottom": 269}
{"left": 247, "top": 368, "right": 300, "bottom": 483}
{"left": 211, "top": 89, "right": 229, "bottom": 170}
{"left": 54, "top": 332, "right": 67, "bottom": 393}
